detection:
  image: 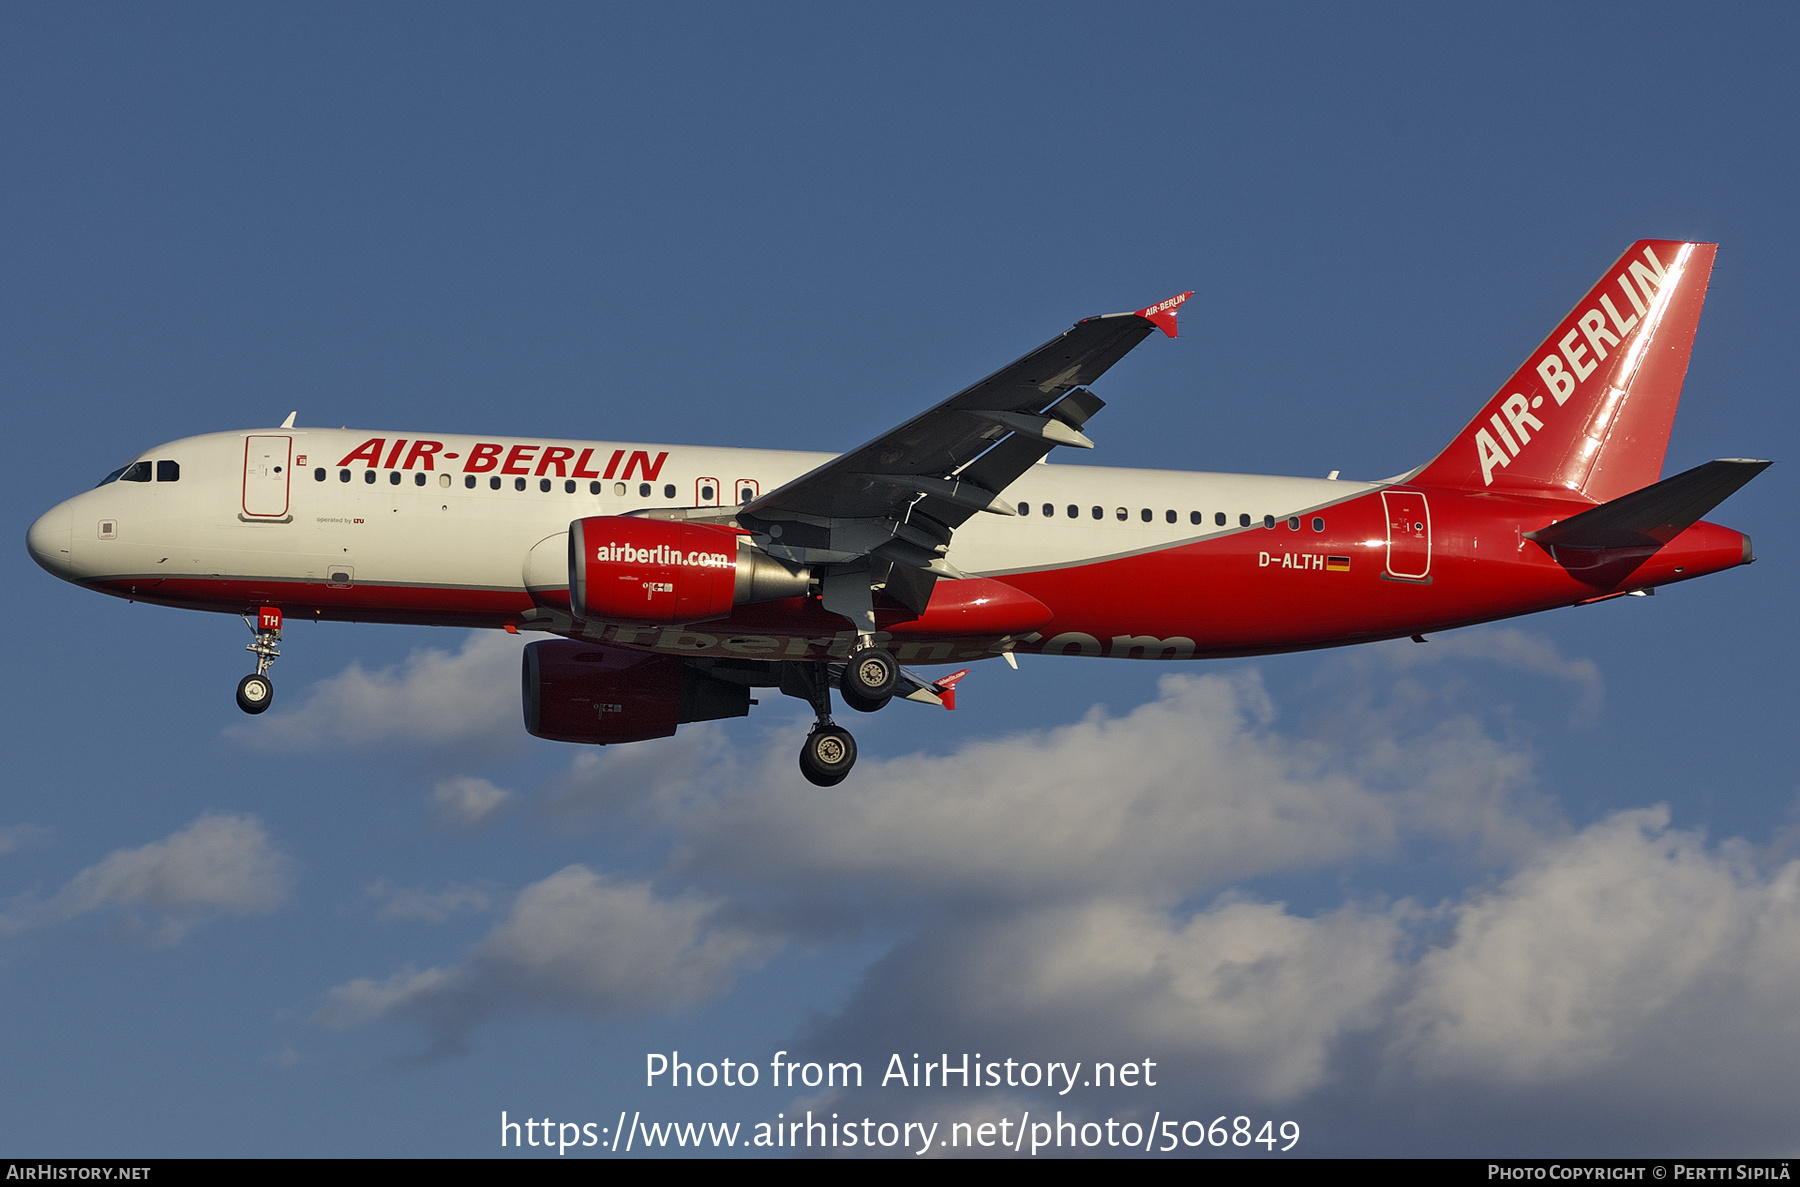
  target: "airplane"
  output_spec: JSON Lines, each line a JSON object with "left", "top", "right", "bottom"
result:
{"left": 26, "top": 240, "right": 1766, "bottom": 786}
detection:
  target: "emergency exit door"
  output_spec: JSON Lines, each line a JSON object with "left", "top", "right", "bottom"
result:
{"left": 1382, "top": 489, "right": 1431, "bottom": 580}
{"left": 243, "top": 435, "right": 292, "bottom": 518}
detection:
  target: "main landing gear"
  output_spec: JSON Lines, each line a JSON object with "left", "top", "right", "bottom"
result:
{"left": 236, "top": 606, "right": 283, "bottom": 715}
{"left": 839, "top": 645, "right": 898, "bottom": 713}
{"left": 786, "top": 644, "right": 897, "bottom": 786}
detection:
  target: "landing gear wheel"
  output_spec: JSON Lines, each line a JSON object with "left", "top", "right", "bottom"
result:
{"left": 843, "top": 647, "right": 898, "bottom": 701}
{"left": 799, "top": 725, "right": 857, "bottom": 786}
{"left": 839, "top": 683, "right": 892, "bottom": 714}
{"left": 236, "top": 673, "right": 274, "bottom": 715}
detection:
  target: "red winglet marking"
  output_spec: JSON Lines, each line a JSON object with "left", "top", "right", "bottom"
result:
{"left": 933, "top": 668, "right": 970, "bottom": 711}
{"left": 1134, "top": 291, "right": 1193, "bottom": 338}
{"left": 504, "top": 623, "right": 519, "bottom": 635}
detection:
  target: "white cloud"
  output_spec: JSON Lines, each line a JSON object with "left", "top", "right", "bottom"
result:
{"left": 1396, "top": 807, "right": 1800, "bottom": 1090}
{"left": 430, "top": 777, "right": 515, "bottom": 827}
{"left": 314, "top": 630, "right": 1800, "bottom": 1144}
{"left": 228, "top": 631, "right": 523, "bottom": 753}
{"left": 367, "top": 878, "right": 496, "bottom": 924}
{"left": 0, "top": 813, "right": 298, "bottom": 945}
{"left": 318, "top": 866, "right": 777, "bottom": 1053}
{"left": 1359, "top": 626, "right": 1605, "bottom": 725}
{"left": 654, "top": 670, "right": 1546, "bottom": 908}
{"left": 820, "top": 897, "right": 1406, "bottom": 1102}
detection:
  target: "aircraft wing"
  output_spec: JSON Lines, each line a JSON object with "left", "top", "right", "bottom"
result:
{"left": 739, "top": 293, "right": 1189, "bottom": 619}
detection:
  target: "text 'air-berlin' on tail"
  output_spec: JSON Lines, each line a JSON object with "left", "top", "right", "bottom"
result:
{"left": 1412, "top": 240, "right": 1714, "bottom": 502}
{"left": 27, "top": 240, "right": 1764, "bottom": 786}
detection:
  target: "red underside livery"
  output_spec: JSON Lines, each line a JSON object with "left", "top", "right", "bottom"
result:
{"left": 26, "top": 247, "right": 1765, "bottom": 784}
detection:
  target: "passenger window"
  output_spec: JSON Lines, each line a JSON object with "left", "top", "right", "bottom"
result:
{"left": 314, "top": 468, "right": 326, "bottom": 482}
{"left": 663, "top": 484, "right": 676, "bottom": 499}
{"left": 539, "top": 478, "right": 551, "bottom": 492}
{"left": 465, "top": 475, "right": 476, "bottom": 489}
{"left": 1018, "top": 502, "right": 1030, "bottom": 515}
{"left": 1067, "top": 505, "right": 1078, "bottom": 518}
{"left": 1165, "top": 509, "right": 1176, "bottom": 523}
{"left": 1190, "top": 511, "right": 1201, "bottom": 524}
{"left": 1115, "top": 507, "right": 1127, "bottom": 521}
{"left": 515, "top": 477, "right": 527, "bottom": 491}
{"left": 389, "top": 471, "right": 401, "bottom": 485}
{"left": 590, "top": 481, "right": 602, "bottom": 494}
{"left": 617, "top": 482, "right": 628, "bottom": 496}
{"left": 1091, "top": 506, "right": 1103, "bottom": 520}
{"left": 157, "top": 461, "right": 180, "bottom": 482}
{"left": 1263, "top": 515, "right": 1275, "bottom": 529}
{"left": 414, "top": 472, "right": 427, "bottom": 486}
{"left": 364, "top": 471, "right": 376, "bottom": 485}
{"left": 640, "top": 483, "right": 652, "bottom": 497}
{"left": 439, "top": 473, "right": 451, "bottom": 488}
{"left": 1238, "top": 513, "right": 1250, "bottom": 527}
{"left": 489, "top": 476, "right": 501, "bottom": 490}
{"left": 1043, "top": 504, "right": 1054, "bottom": 518}
{"left": 564, "top": 480, "right": 576, "bottom": 493}
{"left": 1216, "top": 512, "right": 1227, "bottom": 526}
{"left": 701, "top": 484, "right": 715, "bottom": 501}
{"left": 121, "top": 461, "right": 152, "bottom": 482}
{"left": 1312, "top": 517, "right": 1324, "bottom": 532}
{"left": 1141, "top": 508, "right": 1153, "bottom": 522}
{"left": 1288, "top": 516, "right": 1300, "bottom": 530}
{"left": 340, "top": 469, "right": 351, "bottom": 482}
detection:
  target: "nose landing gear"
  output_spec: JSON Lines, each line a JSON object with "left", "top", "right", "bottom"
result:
{"left": 236, "top": 606, "right": 283, "bottom": 715}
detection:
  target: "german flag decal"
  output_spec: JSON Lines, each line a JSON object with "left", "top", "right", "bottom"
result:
{"left": 1326, "top": 556, "right": 1351, "bottom": 572}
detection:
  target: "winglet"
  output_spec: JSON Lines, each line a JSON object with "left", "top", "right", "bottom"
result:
{"left": 933, "top": 668, "right": 970, "bottom": 711}
{"left": 1135, "top": 291, "right": 1193, "bottom": 338}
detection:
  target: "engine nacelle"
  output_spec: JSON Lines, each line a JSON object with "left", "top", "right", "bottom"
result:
{"left": 521, "top": 640, "right": 750, "bottom": 745}
{"left": 568, "top": 516, "right": 810, "bottom": 625}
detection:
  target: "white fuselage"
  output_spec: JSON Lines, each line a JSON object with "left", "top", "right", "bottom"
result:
{"left": 34, "top": 428, "right": 1369, "bottom": 598}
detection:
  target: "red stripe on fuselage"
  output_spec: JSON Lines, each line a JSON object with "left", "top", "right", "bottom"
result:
{"left": 88, "top": 487, "right": 1749, "bottom": 659}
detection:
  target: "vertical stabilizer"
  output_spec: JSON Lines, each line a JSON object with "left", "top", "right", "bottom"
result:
{"left": 1411, "top": 240, "right": 1715, "bottom": 502}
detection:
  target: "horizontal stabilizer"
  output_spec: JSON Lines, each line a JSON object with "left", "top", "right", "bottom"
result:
{"left": 1524, "top": 459, "right": 1769, "bottom": 550}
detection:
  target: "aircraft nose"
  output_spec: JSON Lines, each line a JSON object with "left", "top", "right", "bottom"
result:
{"left": 27, "top": 503, "right": 73, "bottom": 578}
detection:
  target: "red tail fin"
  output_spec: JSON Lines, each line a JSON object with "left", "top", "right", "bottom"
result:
{"left": 1411, "top": 241, "right": 1715, "bottom": 502}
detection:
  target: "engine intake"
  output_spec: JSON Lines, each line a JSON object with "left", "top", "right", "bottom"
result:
{"left": 569, "top": 516, "right": 810, "bottom": 625}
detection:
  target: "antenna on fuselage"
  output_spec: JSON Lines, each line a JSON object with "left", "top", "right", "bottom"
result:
{"left": 280, "top": 411, "right": 297, "bottom": 428}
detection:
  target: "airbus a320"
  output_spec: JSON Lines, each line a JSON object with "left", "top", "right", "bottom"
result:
{"left": 27, "top": 241, "right": 1765, "bottom": 784}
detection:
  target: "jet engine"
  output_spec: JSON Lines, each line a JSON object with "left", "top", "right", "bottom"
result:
{"left": 568, "top": 516, "right": 811, "bottom": 625}
{"left": 521, "top": 639, "right": 750, "bottom": 745}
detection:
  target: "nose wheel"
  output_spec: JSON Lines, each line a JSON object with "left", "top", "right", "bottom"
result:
{"left": 236, "top": 673, "right": 274, "bottom": 714}
{"left": 237, "top": 605, "right": 283, "bottom": 715}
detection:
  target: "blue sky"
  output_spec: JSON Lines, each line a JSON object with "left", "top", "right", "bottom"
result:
{"left": 3, "top": 3, "right": 1797, "bottom": 1157}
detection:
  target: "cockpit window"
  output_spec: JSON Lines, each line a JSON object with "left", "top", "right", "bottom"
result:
{"left": 156, "top": 460, "right": 180, "bottom": 482}
{"left": 96, "top": 465, "right": 129, "bottom": 487}
{"left": 120, "top": 461, "right": 152, "bottom": 483}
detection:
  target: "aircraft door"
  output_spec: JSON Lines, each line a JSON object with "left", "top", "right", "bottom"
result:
{"left": 696, "top": 477, "right": 721, "bottom": 507}
{"left": 1382, "top": 490, "right": 1431, "bottom": 579}
{"left": 243, "top": 435, "right": 292, "bottom": 519}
